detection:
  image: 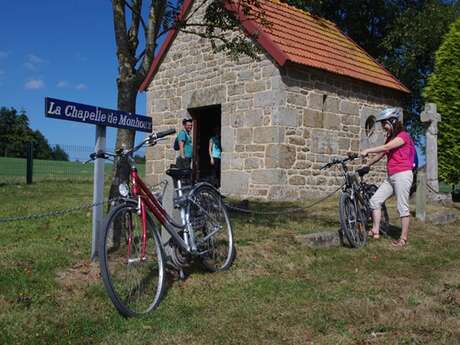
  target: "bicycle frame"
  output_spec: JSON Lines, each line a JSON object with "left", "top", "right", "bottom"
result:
{"left": 128, "top": 166, "right": 193, "bottom": 254}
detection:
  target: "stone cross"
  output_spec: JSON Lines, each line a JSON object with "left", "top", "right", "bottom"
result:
{"left": 420, "top": 103, "right": 441, "bottom": 192}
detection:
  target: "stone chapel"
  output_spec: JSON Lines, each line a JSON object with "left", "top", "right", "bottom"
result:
{"left": 140, "top": 0, "right": 409, "bottom": 200}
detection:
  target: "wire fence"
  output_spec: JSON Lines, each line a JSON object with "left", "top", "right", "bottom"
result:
{"left": 0, "top": 143, "right": 145, "bottom": 184}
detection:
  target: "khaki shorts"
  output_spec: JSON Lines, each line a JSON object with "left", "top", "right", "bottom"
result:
{"left": 370, "top": 170, "right": 413, "bottom": 217}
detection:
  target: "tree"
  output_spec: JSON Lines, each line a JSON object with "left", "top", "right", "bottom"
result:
{"left": 0, "top": 107, "right": 59, "bottom": 159}
{"left": 109, "top": 0, "right": 265, "bottom": 199}
{"left": 283, "top": 0, "right": 459, "bottom": 141}
{"left": 284, "top": 0, "right": 404, "bottom": 59}
{"left": 380, "top": 0, "right": 459, "bottom": 139}
{"left": 0, "top": 107, "right": 32, "bottom": 157}
{"left": 30, "top": 130, "right": 53, "bottom": 160}
{"left": 51, "top": 145, "right": 70, "bottom": 161}
{"left": 423, "top": 17, "right": 460, "bottom": 185}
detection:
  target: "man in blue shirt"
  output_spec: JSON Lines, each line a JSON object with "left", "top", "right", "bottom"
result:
{"left": 175, "top": 118, "right": 192, "bottom": 169}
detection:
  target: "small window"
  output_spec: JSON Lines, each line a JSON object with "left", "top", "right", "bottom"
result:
{"left": 365, "top": 115, "right": 376, "bottom": 138}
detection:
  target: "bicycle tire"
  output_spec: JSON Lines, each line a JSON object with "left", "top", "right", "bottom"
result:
{"left": 187, "top": 184, "right": 236, "bottom": 272}
{"left": 99, "top": 201, "right": 166, "bottom": 317}
{"left": 339, "top": 191, "right": 367, "bottom": 248}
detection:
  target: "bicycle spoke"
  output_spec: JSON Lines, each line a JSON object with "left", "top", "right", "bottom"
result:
{"left": 99, "top": 202, "right": 165, "bottom": 317}
{"left": 187, "top": 185, "right": 235, "bottom": 272}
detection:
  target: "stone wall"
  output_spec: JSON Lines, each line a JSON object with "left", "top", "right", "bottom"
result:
{"left": 145, "top": 15, "right": 403, "bottom": 201}
{"left": 273, "top": 64, "right": 402, "bottom": 199}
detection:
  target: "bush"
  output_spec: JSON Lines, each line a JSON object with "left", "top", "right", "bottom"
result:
{"left": 424, "top": 17, "right": 460, "bottom": 186}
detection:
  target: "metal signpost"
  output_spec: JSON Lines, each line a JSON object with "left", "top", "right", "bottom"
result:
{"left": 44, "top": 97, "right": 152, "bottom": 260}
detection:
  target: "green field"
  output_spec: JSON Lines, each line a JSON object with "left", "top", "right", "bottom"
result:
{"left": 1, "top": 180, "right": 460, "bottom": 344}
{"left": 0, "top": 157, "right": 145, "bottom": 183}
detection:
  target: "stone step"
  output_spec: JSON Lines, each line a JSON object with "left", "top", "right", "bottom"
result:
{"left": 427, "top": 211, "right": 458, "bottom": 225}
{"left": 295, "top": 230, "right": 341, "bottom": 248}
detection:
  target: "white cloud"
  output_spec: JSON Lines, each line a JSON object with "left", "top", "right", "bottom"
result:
{"left": 57, "top": 80, "right": 70, "bottom": 88}
{"left": 25, "top": 79, "right": 45, "bottom": 90}
{"left": 56, "top": 80, "right": 87, "bottom": 90}
{"left": 75, "top": 83, "right": 87, "bottom": 91}
{"left": 28, "top": 54, "right": 44, "bottom": 64}
{"left": 24, "top": 54, "right": 45, "bottom": 71}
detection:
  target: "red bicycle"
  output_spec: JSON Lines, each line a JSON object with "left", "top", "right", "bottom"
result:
{"left": 96, "top": 129, "right": 235, "bottom": 317}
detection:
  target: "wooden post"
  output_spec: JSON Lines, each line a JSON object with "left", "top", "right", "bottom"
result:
{"left": 416, "top": 171, "right": 426, "bottom": 222}
{"left": 26, "top": 142, "right": 33, "bottom": 185}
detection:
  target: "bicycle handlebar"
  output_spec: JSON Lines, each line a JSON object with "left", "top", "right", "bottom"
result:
{"left": 156, "top": 128, "right": 176, "bottom": 139}
{"left": 87, "top": 128, "right": 176, "bottom": 162}
{"left": 320, "top": 153, "right": 359, "bottom": 170}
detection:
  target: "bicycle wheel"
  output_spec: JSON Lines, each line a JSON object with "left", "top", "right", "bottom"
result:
{"left": 187, "top": 184, "right": 235, "bottom": 272}
{"left": 99, "top": 201, "right": 166, "bottom": 317}
{"left": 339, "top": 191, "right": 367, "bottom": 248}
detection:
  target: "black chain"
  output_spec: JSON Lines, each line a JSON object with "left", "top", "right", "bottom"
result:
{"left": 224, "top": 184, "right": 343, "bottom": 215}
{"left": 0, "top": 184, "right": 343, "bottom": 224}
{"left": 425, "top": 183, "right": 453, "bottom": 207}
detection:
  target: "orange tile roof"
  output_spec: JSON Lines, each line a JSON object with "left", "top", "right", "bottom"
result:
{"left": 243, "top": 0, "right": 409, "bottom": 93}
{"left": 140, "top": 0, "right": 409, "bottom": 93}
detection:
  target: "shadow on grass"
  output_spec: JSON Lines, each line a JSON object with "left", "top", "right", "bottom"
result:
{"left": 227, "top": 199, "right": 339, "bottom": 229}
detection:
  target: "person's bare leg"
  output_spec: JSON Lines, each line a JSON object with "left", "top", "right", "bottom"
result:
{"left": 400, "top": 216, "right": 410, "bottom": 241}
{"left": 392, "top": 216, "right": 410, "bottom": 247}
{"left": 370, "top": 208, "right": 381, "bottom": 237}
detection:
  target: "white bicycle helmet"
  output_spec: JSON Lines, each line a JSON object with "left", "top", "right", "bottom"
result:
{"left": 375, "top": 107, "right": 402, "bottom": 122}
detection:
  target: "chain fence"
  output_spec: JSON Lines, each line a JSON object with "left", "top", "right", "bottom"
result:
{"left": 3, "top": 176, "right": 458, "bottom": 225}
{"left": 0, "top": 185, "right": 343, "bottom": 224}
{"left": 0, "top": 199, "right": 110, "bottom": 224}
{"left": 224, "top": 185, "right": 343, "bottom": 215}
{"left": 425, "top": 182, "right": 459, "bottom": 207}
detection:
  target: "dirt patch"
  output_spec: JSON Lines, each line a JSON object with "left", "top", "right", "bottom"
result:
{"left": 55, "top": 261, "right": 100, "bottom": 302}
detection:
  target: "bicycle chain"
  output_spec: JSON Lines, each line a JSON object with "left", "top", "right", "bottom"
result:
{"left": 224, "top": 184, "right": 343, "bottom": 215}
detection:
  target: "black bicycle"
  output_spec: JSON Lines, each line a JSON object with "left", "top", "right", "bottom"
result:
{"left": 321, "top": 154, "right": 389, "bottom": 248}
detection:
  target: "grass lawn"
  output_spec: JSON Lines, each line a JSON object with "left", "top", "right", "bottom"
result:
{"left": 0, "top": 180, "right": 459, "bottom": 344}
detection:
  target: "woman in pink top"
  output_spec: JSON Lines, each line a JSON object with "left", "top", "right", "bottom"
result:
{"left": 360, "top": 108, "right": 415, "bottom": 248}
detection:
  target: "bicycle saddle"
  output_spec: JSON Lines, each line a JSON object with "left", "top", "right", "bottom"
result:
{"left": 357, "top": 166, "right": 370, "bottom": 177}
{"left": 165, "top": 168, "right": 192, "bottom": 180}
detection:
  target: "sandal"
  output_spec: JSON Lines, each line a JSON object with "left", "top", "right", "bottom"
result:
{"left": 391, "top": 238, "right": 407, "bottom": 248}
{"left": 367, "top": 230, "right": 380, "bottom": 239}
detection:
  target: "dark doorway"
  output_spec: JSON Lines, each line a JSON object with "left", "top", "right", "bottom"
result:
{"left": 188, "top": 105, "right": 221, "bottom": 186}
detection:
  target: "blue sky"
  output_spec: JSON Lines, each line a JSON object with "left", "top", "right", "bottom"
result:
{"left": 0, "top": 1, "right": 425, "bottom": 164}
{"left": 0, "top": 1, "right": 147, "bottom": 150}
